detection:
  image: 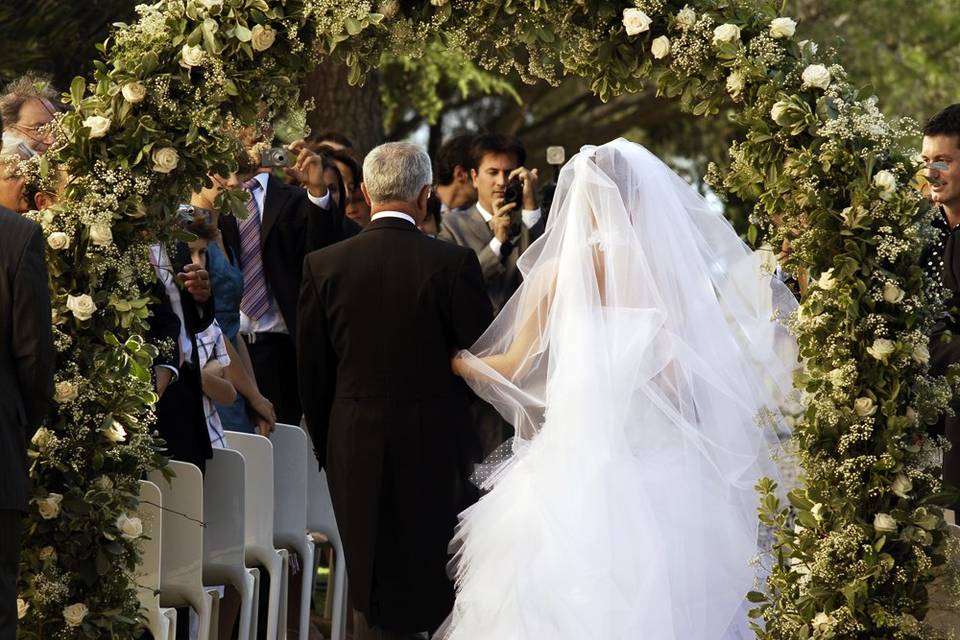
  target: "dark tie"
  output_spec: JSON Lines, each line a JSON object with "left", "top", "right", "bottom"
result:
{"left": 239, "top": 179, "right": 270, "bottom": 321}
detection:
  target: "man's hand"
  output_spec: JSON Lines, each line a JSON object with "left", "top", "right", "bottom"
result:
{"left": 287, "top": 148, "right": 328, "bottom": 199}
{"left": 154, "top": 366, "right": 173, "bottom": 398}
{"left": 490, "top": 197, "right": 516, "bottom": 243}
{"left": 249, "top": 393, "right": 276, "bottom": 436}
{"left": 179, "top": 263, "right": 211, "bottom": 303}
{"left": 509, "top": 166, "right": 540, "bottom": 210}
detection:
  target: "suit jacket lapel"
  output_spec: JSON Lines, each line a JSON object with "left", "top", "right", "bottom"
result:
{"left": 466, "top": 207, "right": 493, "bottom": 245}
{"left": 261, "top": 174, "right": 292, "bottom": 247}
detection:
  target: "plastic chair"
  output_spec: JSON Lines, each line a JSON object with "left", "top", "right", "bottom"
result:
{"left": 303, "top": 426, "right": 349, "bottom": 640}
{"left": 135, "top": 480, "right": 178, "bottom": 640}
{"left": 148, "top": 462, "right": 221, "bottom": 640}
{"left": 271, "top": 423, "right": 316, "bottom": 640}
{"left": 203, "top": 448, "right": 262, "bottom": 640}
{"left": 226, "top": 432, "right": 289, "bottom": 640}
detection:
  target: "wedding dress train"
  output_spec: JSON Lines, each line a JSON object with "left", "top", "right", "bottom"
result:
{"left": 437, "top": 139, "right": 798, "bottom": 640}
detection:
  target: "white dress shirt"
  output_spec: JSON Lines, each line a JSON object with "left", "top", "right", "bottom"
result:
{"left": 370, "top": 211, "right": 417, "bottom": 225}
{"left": 475, "top": 201, "right": 542, "bottom": 257}
{"left": 239, "top": 172, "right": 333, "bottom": 335}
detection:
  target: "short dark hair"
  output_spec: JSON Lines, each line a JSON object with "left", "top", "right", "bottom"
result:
{"left": 0, "top": 72, "right": 58, "bottom": 129}
{"left": 470, "top": 133, "right": 526, "bottom": 171}
{"left": 923, "top": 104, "right": 960, "bottom": 143}
{"left": 309, "top": 129, "right": 354, "bottom": 149}
{"left": 434, "top": 134, "right": 475, "bottom": 186}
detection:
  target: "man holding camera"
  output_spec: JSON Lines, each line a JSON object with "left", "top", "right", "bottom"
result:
{"left": 439, "top": 133, "right": 543, "bottom": 315}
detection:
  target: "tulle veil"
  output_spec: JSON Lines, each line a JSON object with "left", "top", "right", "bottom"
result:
{"left": 440, "top": 139, "right": 799, "bottom": 640}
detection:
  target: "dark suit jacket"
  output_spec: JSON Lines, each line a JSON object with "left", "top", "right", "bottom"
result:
{"left": 220, "top": 174, "right": 342, "bottom": 337}
{"left": 438, "top": 205, "right": 543, "bottom": 314}
{"left": 0, "top": 208, "right": 55, "bottom": 511}
{"left": 297, "top": 216, "right": 493, "bottom": 632}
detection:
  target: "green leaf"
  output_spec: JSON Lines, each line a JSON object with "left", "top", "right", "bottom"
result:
{"left": 70, "top": 76, "right": 86, "bottom": 106}
{"left": 235, "top": 24, "right": 252, "bottom": 42}
{"left": 344, "top": 17, "right": 363, "bottom": 36}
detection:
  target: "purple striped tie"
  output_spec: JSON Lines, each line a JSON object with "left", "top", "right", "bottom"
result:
{"left": 239, "top": 179, "right": 271, "bottom": 321}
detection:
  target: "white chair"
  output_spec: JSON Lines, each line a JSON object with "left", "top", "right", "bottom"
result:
{"left": 148, "top": 462, "right": 221, "bottom": 640}
{"left": 227, "top": 432, "right": 289, "bottom": 640}
{"left": 135, "top": 480, "right": 178, "bottom": 640}
{"left": 272, "top": 423, "right": 316, "bottom": 640}
{"left": 203, "top": 448, "right": 261, "bottom": 640}
{"left": 304, "top": 427, "right": 348, "bottom": 640}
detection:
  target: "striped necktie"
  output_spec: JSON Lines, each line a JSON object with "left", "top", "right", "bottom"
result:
{"left": 239, "top": 179, "right": 271, "bottom": 321}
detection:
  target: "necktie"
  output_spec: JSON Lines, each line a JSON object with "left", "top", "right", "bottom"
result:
{"left": 239, "top": 179, "right": 271, "bottom": 321}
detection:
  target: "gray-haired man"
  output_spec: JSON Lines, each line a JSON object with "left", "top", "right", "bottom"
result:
{"left": 297, "top": 142, "right": 493, "bottom": 639}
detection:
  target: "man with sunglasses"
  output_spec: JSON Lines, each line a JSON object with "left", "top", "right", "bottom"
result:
{"left": 0, "top": 73, "right": 59, "bottom": 159}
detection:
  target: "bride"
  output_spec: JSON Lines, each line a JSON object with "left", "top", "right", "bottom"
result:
{"left": 439, "top": 139, "right": 799, "bottom": 639}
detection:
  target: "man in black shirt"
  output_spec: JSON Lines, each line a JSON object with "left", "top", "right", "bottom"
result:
{"left": 921, "top": 104, "right": 960, "bottom": 514}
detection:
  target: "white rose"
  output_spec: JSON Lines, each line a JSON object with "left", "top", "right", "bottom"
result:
{"left": 251, "top": 24, "right": 277, "bottom": 51}
{"left": 726, "top": 70, "right": 746, "bottom": 97}
{"left": 651, "top": 35, "right": 671, "bottom": 59}
{"left": 770, "top": 100, "right": 790, "bottom": 125}
{"left": 675, "top": 6, "right": 696, "bottom": 29}
{"left": 66, "top": 294, "right": 97, "bottom": 321}
{"left": 854, "top": 397, "right": 877, "bottom": 417}
{"left": 812, "top": 612, "right": 836, "bottom": 632}
{"left": 93, "top": 475, "right": 114, "bottom": 491}
{"left": 54, "top": 381, "right": 78, "bottom": 403}
{"left": 88, "top": 222, "right": 113, "bottom": 247}
{"left": 151, "top": 147, "right": 179, "bottom": 174}
{"left": 116, "top": 513, "right": 143, "bottom": 540}
{"left": 199, "top": 0, "right": 222, "bottom": 11}
{"left": 430, "top": 0, "right": 447, "bottom": 6}
{"left": 83, "top": 115, "right": 111, "bottom": 139}
{"left": 713, "top": 23, "right": 741, "bottom": 44}
{"left": 102, "top": 420, "right": 127, "bottom": 443}
{"left": 31, "top": 427, "right": 52, "bottom": 449}
{"left": 121, "top": 82, "right": 147, "bottom": 104}
{"left": 912, "top": 342, "right": 930, "bottom": 365}
{"left": 867, "top": 338, "right": 896, "bottom": 361}
{"left": 17, "top": 598, "right": 28, "bottom": 620}
{"left": 801, "top": 64, "right": 831, "bottom": 90}
{"left": 799, "top": 39, "right": 818, "bottom": 54}
{"left": 873, "top": 512, "right": 898, "bottom": 534}
{"left": 873, "top": 169, "right": 897, "bottom": 200}
{"left": 882, "top": 282, "right": 904, "bottom": 304}
{"left": 622, "top": 8, "right": 652, "bottom": 36}
{"left": 892, "top": 473, "right": 913, "bottom": 499}
{"left": 39, "top": 546, "right": 57, "bottom": 561}
{"left": 179, "top": 44, "right": 205, "bottom": 69}
{"left": 826, "top": 368, "right": 845, "bottom": 386}
{"left": 47, "top": 231, "right": 70, "bottom": 250}
{"left": 817, "top": 268, "right": 836, "bottom": 290}
{"left": 37, "top": 493, "right": 64, "bottom": 520}
{"left": 63, "top": 603, "right": 89, "bottom": 627}
{"left": 769, "top": 17, "right": 797, "bottom": 39}
{"left": 811, "top": 502, "right": 824, "bottom": 522}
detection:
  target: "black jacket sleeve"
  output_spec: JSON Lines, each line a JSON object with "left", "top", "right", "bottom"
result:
{"left": 451, "top": 250, "right": 495, "bottom": 348}
{"left": 297, "top": 255, "right": 338, "bottom": 469}
{"left": 13, "top": 223, "right": 55, "bottom": 433}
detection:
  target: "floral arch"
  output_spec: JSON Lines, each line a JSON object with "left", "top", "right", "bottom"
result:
{"left": 17, "top": 0, "right": 952, "bottom": 638}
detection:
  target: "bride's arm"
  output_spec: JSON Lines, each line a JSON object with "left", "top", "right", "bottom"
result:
{"left": 453, "top": 262, "right": 557, "bottom": 381}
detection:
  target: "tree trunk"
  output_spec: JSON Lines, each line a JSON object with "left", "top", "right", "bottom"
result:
{"left": 302, "top": 59, "right": 384, "bottom": 156}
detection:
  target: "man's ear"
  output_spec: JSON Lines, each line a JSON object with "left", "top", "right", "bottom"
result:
{"left": 360, "top": 182, "right": 372, "bottom": 207}
{"left": 470, "top": 168, "right": 479, "bottom": 189}
{"left": 34, "top": 190, "right": 56, "bottom": 211}
{"left": 455, "top": 165, "right": 470, "bottom": 184}
{"left": 418, "top": 184, "right": 431, "bottom": 211}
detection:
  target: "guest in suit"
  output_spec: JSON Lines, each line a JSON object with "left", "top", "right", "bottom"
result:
{"left": 438, "top": 132, "right": 543, "bottom": 315}
{"left": 0, "top": 207, "right": 54, "bottom": 640}
{"left": 220, "top": 144, "right": 341, "bottom": 425}
{"left": 298, "top": 142, "right": 493, "bottom": 639}
{"left": 433, "top": 134, "right": 477, "bottom": 216}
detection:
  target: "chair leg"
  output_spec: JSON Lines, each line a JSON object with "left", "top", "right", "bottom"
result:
{"left": 298, "top": 539, "right": 316, "bottom": 640}
{"left": 323, "top": 546, "right": 334, "bottom": 620}
{"left": 330, "top": 545, "right": 348, "bottom": 640}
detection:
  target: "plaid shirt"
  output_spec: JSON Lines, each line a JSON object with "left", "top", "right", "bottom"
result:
{"left": 195, "top": 320, "right": 231, "bottom": 449}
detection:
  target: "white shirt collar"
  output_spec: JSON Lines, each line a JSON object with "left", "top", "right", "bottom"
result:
{"left": 475, "top": 201, "right": 494, "bottom": 223}
{"left": 371, "top": 211, "right": 416, "bottom": 226}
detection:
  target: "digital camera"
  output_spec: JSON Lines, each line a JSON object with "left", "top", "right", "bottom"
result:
{"left": 260, "top": 146, "right": 294, "bottom": 168}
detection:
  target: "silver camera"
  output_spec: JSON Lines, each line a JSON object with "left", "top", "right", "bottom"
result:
{"left": 260, "top": 146, "right": 294, "bottom": 168}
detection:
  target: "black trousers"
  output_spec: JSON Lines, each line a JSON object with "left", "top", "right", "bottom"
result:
{"left": 0, "top": 510, "right": 22, "bottom": 640}
{"left": 244, "top": 333, "right": 302, "bottom": 426}
{"left": 155, "top": 363, "right": 211, "bottom": 473}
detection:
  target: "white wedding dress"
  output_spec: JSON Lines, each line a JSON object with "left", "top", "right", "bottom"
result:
{"left": 436, "top": 139, "right": 799, "bottom": 640}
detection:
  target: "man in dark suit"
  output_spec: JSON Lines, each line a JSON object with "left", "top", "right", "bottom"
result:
{"left": 298, "top": 142, "right": 493, "bottom": 639}
{"left": 0, "top": 207, "right": 54, "bottom": 639}
{"left": 221, "top": 146, "right": 344, "bottom": 425}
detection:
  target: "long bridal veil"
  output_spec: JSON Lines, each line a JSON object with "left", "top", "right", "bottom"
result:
{"left": 440, "top": 139, "right": 799, "bottom": 640}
